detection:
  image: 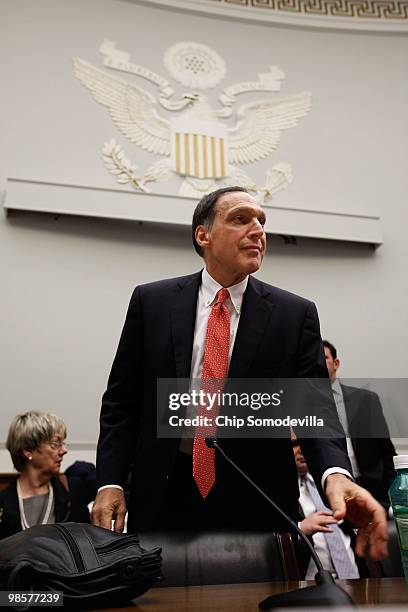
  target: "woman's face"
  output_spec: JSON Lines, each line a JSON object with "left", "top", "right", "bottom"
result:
{"left": 25, "top": 432, "right": 68, "bottom": 477}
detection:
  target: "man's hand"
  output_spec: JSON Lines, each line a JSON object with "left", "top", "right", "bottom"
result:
{"left": 299, "top": 511, "right": 338, "bottom": 536}
{"left": 91, "top": 487, "right": 127, "bottom": 533}
{"left": 325, "top": 474, "right": 388, "bottom": 560}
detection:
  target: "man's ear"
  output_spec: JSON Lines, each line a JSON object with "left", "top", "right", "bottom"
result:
{"left": 195, "top": 225, "right": 210, "bottom": 251}
{"left": 334, "top": 358, "right": 340, "bottom": 372}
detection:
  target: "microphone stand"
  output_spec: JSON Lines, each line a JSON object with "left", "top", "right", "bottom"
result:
{"left": 205, "top": 437, "right": 355, "bottom": 609}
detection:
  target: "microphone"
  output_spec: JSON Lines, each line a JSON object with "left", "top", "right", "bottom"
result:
{"left": 205, "top": 437, "right": 355, "bottom": 609}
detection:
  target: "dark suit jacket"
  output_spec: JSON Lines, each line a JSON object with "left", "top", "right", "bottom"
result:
{"left": 0, "top": 476, "right": 91, "bottom": 540}
{"left": 97, "top": 272, "right": 351, "bottom": 531}
{"left": 341, "top": 384, "right": 396, "bottom": 507}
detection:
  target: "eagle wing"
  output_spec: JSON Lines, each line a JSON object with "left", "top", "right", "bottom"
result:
{"left": 73, "top": 57, "right": 171, "bottom": 156}
{"left": 228, "top": 92, "right": 311, "bottom": 165}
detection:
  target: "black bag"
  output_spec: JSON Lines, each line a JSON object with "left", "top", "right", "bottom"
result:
{"left": 0, "top": 522, "right": 162, "bottom": 608}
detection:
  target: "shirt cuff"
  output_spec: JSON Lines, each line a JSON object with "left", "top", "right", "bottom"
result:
{"left": 321, "top": 467, "right": 353, "bottom": 490}
{"left": 97, "top": 484, "right": 124, "bottom": 493}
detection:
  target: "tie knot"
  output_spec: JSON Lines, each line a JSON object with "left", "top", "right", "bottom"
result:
{"left": 215, "top": 288, "right": 230, "bottom": 305}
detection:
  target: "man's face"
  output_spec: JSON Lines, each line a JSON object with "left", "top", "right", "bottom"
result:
{"left": 324, "top": 346, "right": 340, "bottom": 383}
{"left": 196, "top": 191, "right": 267, "bottom": 286}
{"left": 292, "top": 437, "right": 308, "bottom": 477}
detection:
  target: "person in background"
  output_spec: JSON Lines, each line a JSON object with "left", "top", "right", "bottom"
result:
{"left": 292, "top": 433, "right": 364, "bottom": 580}
{"left": 0, "top": 411, "right": 91, "bottom": 539}
{"left": 323, "top": 340, "right": 396, "bottom": 509}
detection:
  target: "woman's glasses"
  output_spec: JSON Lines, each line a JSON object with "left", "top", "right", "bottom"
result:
{"left": 48, "top": 440, "right": 69, "bottom": 450}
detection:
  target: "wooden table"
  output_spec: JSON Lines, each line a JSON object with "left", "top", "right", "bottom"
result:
{"left": 86, "top": 578, "right": 408, "bottom": 611}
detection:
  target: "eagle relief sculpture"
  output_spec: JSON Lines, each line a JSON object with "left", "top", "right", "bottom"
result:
{"left": 73, "top": 40, "right": 312, "bottom": 201}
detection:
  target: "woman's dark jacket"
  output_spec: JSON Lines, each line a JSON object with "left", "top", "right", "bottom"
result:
{"left": 0, "top": 475, "right": 91, "bottom": 539}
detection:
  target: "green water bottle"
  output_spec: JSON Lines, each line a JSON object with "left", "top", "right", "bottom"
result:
{"left": 389, "top": 455, "right": 408, "bottom": 584}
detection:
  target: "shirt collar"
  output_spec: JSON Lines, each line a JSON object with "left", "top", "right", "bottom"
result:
{"left": 201, "top": 268, "right": 248, "bottom": 315}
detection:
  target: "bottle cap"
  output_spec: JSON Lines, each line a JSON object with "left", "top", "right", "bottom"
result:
{"left": 393, "top": 455, "right": 408, "bottom": 470}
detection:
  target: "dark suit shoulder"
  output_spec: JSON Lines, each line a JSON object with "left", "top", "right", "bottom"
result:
{"left": 341, "top": 384, "right": 380, "bottom": 402}
{"left": 132, "top": 272, "right": 201, "bottom": 298}
{"left": 250, "top": 277, "right": 315, "bottom": 309}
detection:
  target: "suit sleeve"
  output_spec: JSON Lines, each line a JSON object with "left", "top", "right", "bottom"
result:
{"left": 96, "top": 287, "right": 144, "bottom": 488}
{"left": 294, "top": 302, "right": 353, "bottom": 491}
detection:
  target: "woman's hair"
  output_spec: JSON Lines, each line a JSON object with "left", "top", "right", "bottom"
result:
{"left": 6, "top": 411, "right": 67, "bottom": 471}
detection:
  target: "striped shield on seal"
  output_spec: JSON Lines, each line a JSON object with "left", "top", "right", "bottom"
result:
{"left": 170, "top": 118, "right": 228, "bottom": 179}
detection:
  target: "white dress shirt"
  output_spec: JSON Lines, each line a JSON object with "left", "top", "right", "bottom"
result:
{"left": 299, "top": 475, "right": 359, "bottom": 580}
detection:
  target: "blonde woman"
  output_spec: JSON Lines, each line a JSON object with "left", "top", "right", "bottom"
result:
{"left": 0, "top": 411, "right": 91, "bottom": 539}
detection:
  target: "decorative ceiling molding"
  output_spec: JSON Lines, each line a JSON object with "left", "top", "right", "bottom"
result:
{"left": 129, "top": 0, "right": 408, "bottom": 32}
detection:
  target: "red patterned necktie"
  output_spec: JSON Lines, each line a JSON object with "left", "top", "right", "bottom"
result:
{"left": 193, "top": 288, "right": 231, "bottom": 498}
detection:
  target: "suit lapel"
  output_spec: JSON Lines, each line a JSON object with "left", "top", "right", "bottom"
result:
{"left": 228, "top": 276, "right": 275, "bottom": 378}
{"left": 171, "top": 272, "right": 201, "bottom": 379}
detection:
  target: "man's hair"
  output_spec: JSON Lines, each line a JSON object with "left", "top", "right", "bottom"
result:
{"left": 323, "top": 340, "right": 337, "bottom": 360}
{"left": 6, "top": 411, "right": 67, "bottom": 472}
{"left": 192, "top": 186, "right": 249, "bottom": 257}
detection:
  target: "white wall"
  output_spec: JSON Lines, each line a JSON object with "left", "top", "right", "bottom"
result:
{"left": 1, "top": 0, "right": 407, "bottom": 469}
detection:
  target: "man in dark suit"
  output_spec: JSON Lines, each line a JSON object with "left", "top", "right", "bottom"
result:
{"left": 92, "top": 187, "right": 387, "bottom": 561}
{"left": 323, "top": 340, "right": 396, "bottom": 508}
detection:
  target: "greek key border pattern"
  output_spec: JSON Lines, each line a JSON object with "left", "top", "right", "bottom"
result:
{"left": 211, "top": 0, "right": 408, "bottom": 20}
